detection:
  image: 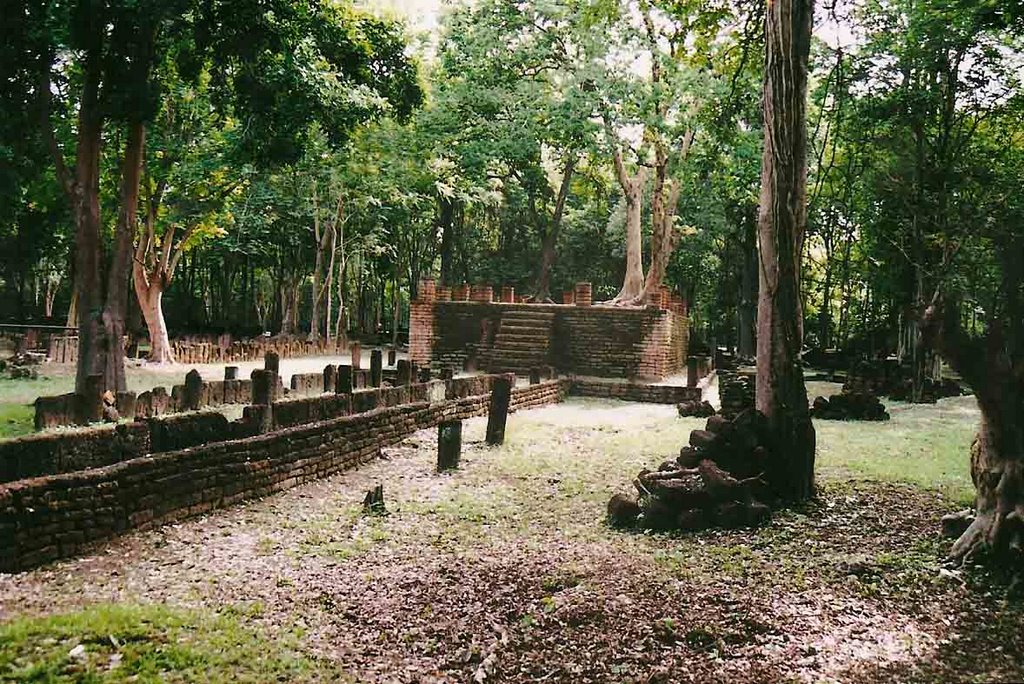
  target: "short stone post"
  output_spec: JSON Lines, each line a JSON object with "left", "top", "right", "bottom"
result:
{"left": 264, "top": 351, "right": 280, "bottom": 373}
{"left": 350, "top": 342, "right": 362, "bottom": 370}
{"left": 396, "top": 359, "right": 412, "bottom": 386}
{"left": 336, "top": 365, "right": 353, "bottom": 394}
{"left": 224, "top": 366, "right": 239, "bottom": 380}
{"left": 687, "top": 357, "right": 699, "bottom": 389}
{"left": 485, "top": 374, "right": 513, "bottom": 446}
{"left": 574, "top": 282, "right": 593, "bottom": 307}
{"left": 500, "top": 285, "right": 515, "bottom": 303}
{"left": 184, "top": 369, "right": 204, "bottom": 410}
{"left": 324, "top": 364, "right": 338, "bottom": 393}
{"left": 388, "top": 348, "right": 397, "bottom": 366}
{"left": 370, "top": 349, "right": 383, "bottom": 387}
{"left": 252, "top": 369, "right": 277, "bottom": 405}
{"left": 437, "top": 420, "right": 463, "bottom": 471}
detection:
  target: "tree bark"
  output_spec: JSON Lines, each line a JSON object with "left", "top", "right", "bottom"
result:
{"left": 755, "top": 0, "right": 817, "bottom": 502}
{"left": 738, "top": 206, "right": 758, "bottom": 357}
{"left": 532, "top": 155, "right": 576, "bottom": 302}
{"left": 611, "top": 147, "right": 647, "bottom": 303}
{"left": 925, "top": 238, "right": 1024, "bottom": 564}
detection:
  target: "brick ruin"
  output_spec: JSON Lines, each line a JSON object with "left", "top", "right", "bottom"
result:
{"left": 0, "top": 364, "right": 570, "bottom": 572}
{"left": 410, "top": 280, "right": 690, "bottom": 380}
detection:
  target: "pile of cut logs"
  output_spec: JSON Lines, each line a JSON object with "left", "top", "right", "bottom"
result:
{"left": 677, "top": 399, "right": 716, "bottom": 418}
{"left": 608, "top": 409, "right": 773, "bottom": 532}
{"left": 718, "top": 372, "right": 755, "bottom": 418}
{"left": 811, "top": 391, "right": 890, "bottom": 421}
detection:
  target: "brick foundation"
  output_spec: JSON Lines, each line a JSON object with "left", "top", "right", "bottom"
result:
{"left": 411, "top": 300, "right": 689, "bottom": 380}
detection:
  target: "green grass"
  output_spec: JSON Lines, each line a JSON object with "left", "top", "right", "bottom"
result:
{"left": 814, "top": 396, "right": 977, "bottom": 503}
{"left": 0, "top": 603, "right": 346, "bottom": 683}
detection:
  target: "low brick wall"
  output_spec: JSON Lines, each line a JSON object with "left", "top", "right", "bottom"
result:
{"left": 0, "top": 378, "right": 568, "bottom": 572}
{"left": 0, "top": 422, "right": 151, "bottom": 484}
{"left": 568, "top": 379, "right": 700, "bottom": 404}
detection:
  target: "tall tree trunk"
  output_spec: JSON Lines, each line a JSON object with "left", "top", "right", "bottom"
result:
{"left": 738, "top": 206, "right": 758, "bottom": 357}
{"left": 135, "top": 283, "right": 173, "bottom": 363}
{"left": 755, "top": 0, "right": 816, "bottom": 502}
{"left": 71, "top": 56, "right": 106, "bottom": 394}
{"left": 532, "top": 155, "right": 577, "bottom": 302}
{"left": 438, "top": 196, "right": 457, "bottom": 286}
{"left": 610, "top": 147, "right": 646, "bottom": 303}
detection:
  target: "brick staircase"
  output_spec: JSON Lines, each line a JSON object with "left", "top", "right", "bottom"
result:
{"left": 482, "top": 309, "right": 555, "bottom": 374}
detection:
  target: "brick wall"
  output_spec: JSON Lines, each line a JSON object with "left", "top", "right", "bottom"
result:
{"left": 0, "top": 378, "right": 568, "bottom": 572}
{"left": 409, "top": 301, "right": 688, "bottom": 379}
{"left": 568, "top": 379, "right": 700, "bottom": 404}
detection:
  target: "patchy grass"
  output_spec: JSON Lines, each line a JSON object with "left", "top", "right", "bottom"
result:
{"left": 3, "top": 395, "right": 1019, "bottom": 684}
{"left": 0, "top": 603, "right": 344, "bottom": 683}
{"left": 815, "top": 394, "right": 977, "bottom": 503}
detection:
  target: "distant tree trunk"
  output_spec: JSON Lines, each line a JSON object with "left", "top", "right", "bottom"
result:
{"left": 642, "top": 134, "right": 691, "bottom": 301}
{"left": 738, "top": 206, "right": 758, "bottom": 357}
{"left": 755, "top": 0, "right": 816, "bottom": 502}
{"left": 532, "top": 155, "right": 576, "bottom": 302}
{"left": 610, "top": 146, "right": 646, "bottom": 304}
{"left": 438, "top": 196, "right": 457, "bottom": 286}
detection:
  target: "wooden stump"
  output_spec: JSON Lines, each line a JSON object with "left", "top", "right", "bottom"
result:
{"left": 437, "top": 420, "right": 463, "bottom": 471}
{"left": 363, "top": 484, "right": 386, "bottom": 514}
{"left": 486, "top": 374, "right": 513, "bottom": 446}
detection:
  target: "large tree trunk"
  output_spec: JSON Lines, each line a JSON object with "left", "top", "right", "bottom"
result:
{"left": 609, "top": 147, "right": 647, "bottom": 304}
{"left": 755, "top": 0, "right": 816, "bottom": 502}
{"left": 134, "top": 278, "right": 174, "bottom": 364}
{"left": 927, "top": 237, "right": 1024, "bottom": 565}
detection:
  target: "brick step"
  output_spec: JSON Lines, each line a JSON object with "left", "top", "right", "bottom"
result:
{"left": 491, "top": 341, "right": 550, "bottom": 354}
{"left": 500, "top": 313, "right": 556, "bottom": 322}
{"left": 494, "top": 329, "right": 551, "bottom": 340}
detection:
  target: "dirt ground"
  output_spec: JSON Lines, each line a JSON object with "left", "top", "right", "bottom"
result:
{"left": 2, "top": 393, "right": 1021, "bottom": 683}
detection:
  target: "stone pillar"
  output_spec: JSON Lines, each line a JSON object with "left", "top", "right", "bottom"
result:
{"left": 324, "top": 364, "right": 338, "bottom": 393}
{"left": 561, "top": 290, "right": 575, "bottom": 305}
{"left": 418, "top": 278, "right": 437, "bottom": 302}
{"left": 574, "top": 282, "right": 592, "bottom": 307}
{"left": 453, "top": 283, "right": 470, "bottom": 301}
{"left": 184, "top": 369, "right": 204, "bottom": 410}
{"left": 437, "top": 420, "right": 463, "bottom": 471}
{"left": 251, "top": 369, "right": 278, "bottom": 405}
{"left": 350, "top": 342, "right": 362, "bottom": 370}
{"left": 264, "top": 351, "right": 280, "bottom": 373}
{"left": 388, "top": 348, "right": 397, "bottom": 366}
{"left": 470, "top": 284, "right": 493, "bottom": 303}
{"left": 224, "top": 366, "right": 239, "bottom": 380}
{"left": 485, "top": 374, "right": 513, "bottom": 446}
{"left": 336, "top": 365, "right": 353, "bottom": 394}
{"left": 370, "top": 349, "right": 383, "bottom": 387}
{"left": 687, "top": 357, "right": 699, "bottom": 389}
{"left": 500, "top": 285, "right": 515, "bottom": 303}
{"left": 396, "top": 359, "right": 412, "bottom": 386}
